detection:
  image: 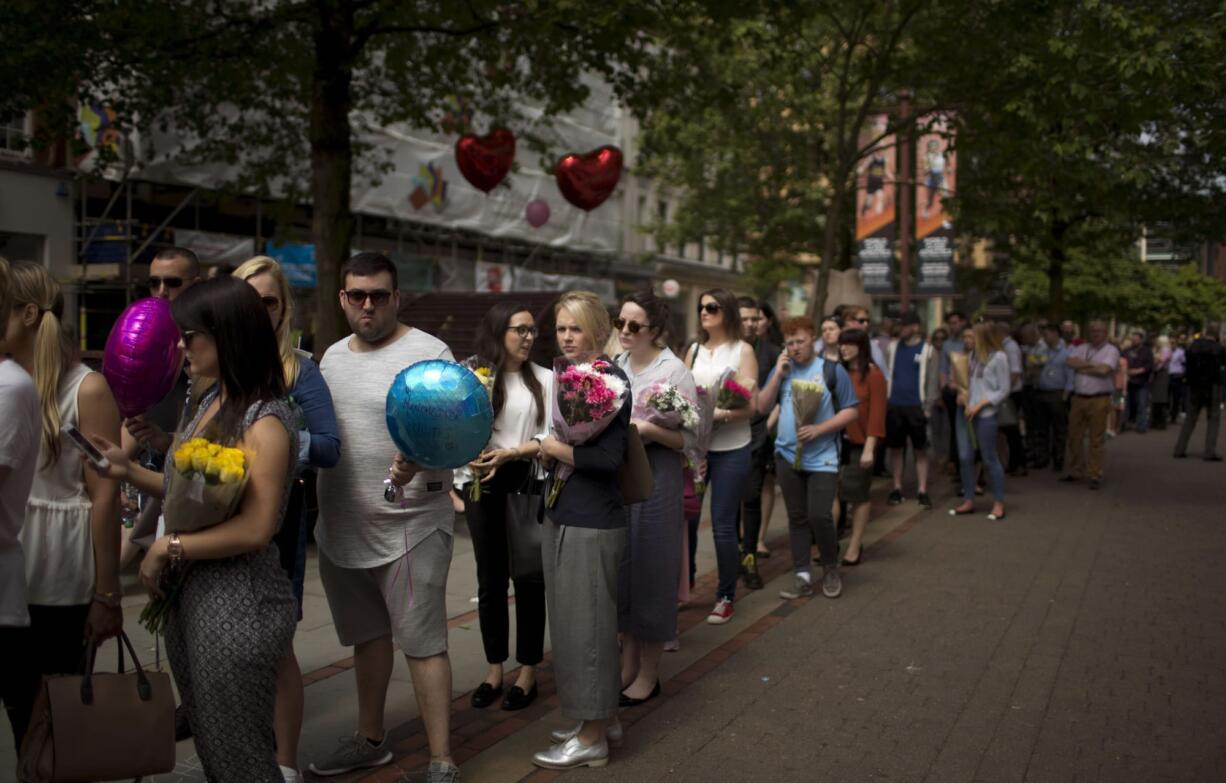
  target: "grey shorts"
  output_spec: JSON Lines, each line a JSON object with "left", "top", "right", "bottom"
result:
{"left": 318, "top": 530, "right": 453, "bottom": 658}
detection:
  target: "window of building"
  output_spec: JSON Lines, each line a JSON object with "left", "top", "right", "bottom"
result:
{"left": 0, "top": 114, "right": 28, "bottom": 155}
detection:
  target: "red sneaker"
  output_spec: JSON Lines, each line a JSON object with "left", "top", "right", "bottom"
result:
{"left": 706, "top": 597, "right": 734, "bottom": 625}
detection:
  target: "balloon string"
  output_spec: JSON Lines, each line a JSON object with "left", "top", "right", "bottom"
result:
{"left": 392, "top": 527, "right": 415, "bottom": 609}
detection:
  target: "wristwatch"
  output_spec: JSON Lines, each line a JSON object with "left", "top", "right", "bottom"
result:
{"left": 167, "top": 533, "right": 183, "bottom": 564}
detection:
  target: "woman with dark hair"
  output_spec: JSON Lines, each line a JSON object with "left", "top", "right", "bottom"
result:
{"left": 685, "top": 288, "right": 758, "bottom": 625}
{"left": 758, "top": 299, "right": 783, "bottom": 346}
{"left": 614, "top": 291, "right": 697, "bottom": 706}
{"left": 820, "top": 315, "right": 843, "bottom": 363}
{"left": 836, "top": 329, "right": 887, "bottom": 565}
{"left": 460, "top": 301, "right": 551, "bottom": 712}
{"left": 91, "top": 276, "right": 299, "bottom": 781}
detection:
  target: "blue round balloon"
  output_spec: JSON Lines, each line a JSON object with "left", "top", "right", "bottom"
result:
{"left": 385, "top": 360, "right": 494, "bottom": 469}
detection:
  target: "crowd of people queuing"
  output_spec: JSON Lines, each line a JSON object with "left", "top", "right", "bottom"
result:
{"left": 2, "top": 247, "right": 1224, "bottom": 780}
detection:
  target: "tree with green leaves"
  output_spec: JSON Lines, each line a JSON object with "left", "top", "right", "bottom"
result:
{"left": 631, "top": 0, "right": 929, "bottom": 317}
{"left": 3, "top": 0, "right": 671, "bottom": 350}
{"left": 931, "top": 0, "right": 1226, "bottom": 321}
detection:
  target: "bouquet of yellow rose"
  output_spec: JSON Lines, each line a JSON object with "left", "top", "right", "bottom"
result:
{"left": 164, "top": 438, "right": 249, "bottom": 533}
{"left": 790, "top": 378, "right": 826, "bottom": 470}
{"left": 461, "top": 356, "right": 497, "bottom": 502}
{"left": 141, "top": 438, "right": 249, "bottom": 633}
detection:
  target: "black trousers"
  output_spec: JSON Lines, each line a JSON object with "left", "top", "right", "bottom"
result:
{"left": 739, "top": 440, "right": 773, "bottom": 557}
{"left": 463, "top": 462, "right": 546, "bottom": 667}
{"left": 943, "top": 387, "right": 960, "bottom": 465}
{"left": 775, "top": 458, "right": 839, "bottom": 572}
{"left": 1031, "top": 390, "right": 1069, "bottom": 469}
{"left": 5, "top": 604, "right": 90, "bottom": 752}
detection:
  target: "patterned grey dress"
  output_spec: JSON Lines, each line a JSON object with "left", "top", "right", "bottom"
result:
{"left": 162, "top": 392, "right": 298, "bottom": 782}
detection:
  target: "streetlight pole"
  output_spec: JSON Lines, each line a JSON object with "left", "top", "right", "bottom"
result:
{"left": 898, "top": 89, "right": 913, "bottom": 313}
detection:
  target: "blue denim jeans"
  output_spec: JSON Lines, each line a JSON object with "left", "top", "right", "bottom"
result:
{"left": 956, "top": 409, "right": 1005, "bottom": 503}
{"left": 706, "top": 445, "right": 753, "bottom": 601}
{"left": 1126, "top": 383, "right": 1150, "bottom": 432}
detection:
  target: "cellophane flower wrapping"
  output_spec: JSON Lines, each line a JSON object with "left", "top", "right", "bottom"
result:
{"left": 635, "top": 381, "right": 700, "bottom": 432}
{"left": 461, "top": 355, "right": 497, "bottom": 502}
{"left": 546, "top": 356, "right": 628, "bottom": 507}
{"left": 950, "top": 352, "right": 978, "bottom": 450}
{"left": 686, "top": 385, "right": 716, "bottom": 495}
{"left": 715, "top": 368, "right": 755, "bottom": 410}
{"left": 789, "top": 378, "right": 826, "bottom": 469}
{"left": 142, "top": 437, "right": 249, "bottom": 634}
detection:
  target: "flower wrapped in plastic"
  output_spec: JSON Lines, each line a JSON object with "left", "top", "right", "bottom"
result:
{"left": 715, "top": 369, "right": 755, "bottom": 411}
{"left": 634, "top": 381, "right": 700, "bottom": 432}
{"left": 685, "top": 384, "right": 717, "bottom": 495}
{"left": 949, "top": 351, "right": 978, "bottom": 450}
{"left": 142, "top": 437, "right": 248, "bottom": 633}
{"left": 546, "top": 356, "right": 629, "bottom": 508}
{"left": 789, "top": 378, "right": 826, "bottom": 469}
{"left": 460, "top": 355, "right": 497, "bottom": 502}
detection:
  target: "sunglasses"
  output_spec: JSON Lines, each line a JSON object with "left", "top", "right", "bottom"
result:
{"left": 181, "top": 329, "right": 205, "bottom": 345}
{"left": 612, "top": 317, "right": 651, "bottom": 334}
{"left": 743, "top": 316, "right": 762, "bottom": 323}
{"left": 698, "top": 302, "right": 722, "bottom": 315}
{"left": 148, "top": 276, "right": 189, "bottom": 290}
{"left": 342, "top": 289, "right": 393, "bottom": 307}
{"left": 850, "top": 316, "right": 870, "bottom": 324}
{"left": 506, "top": 325, "right": 538, "bottom": 338}
{"left": 260, "top": 295, "right": 280, "bottom": 309}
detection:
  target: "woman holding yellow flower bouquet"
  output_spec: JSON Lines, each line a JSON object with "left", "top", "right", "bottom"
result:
{"left": 89, "top": 276, "right": 298, "bottom": 782}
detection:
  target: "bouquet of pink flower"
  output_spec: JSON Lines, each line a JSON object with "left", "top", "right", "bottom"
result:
{"left": 634, "top": 381, "right": 700, "bottom": 432}
{"left": 546, "top": 356, "right": 629, "bottom": 507}
{"left": 716, "top": 369, "right": 755, "bottom": 410}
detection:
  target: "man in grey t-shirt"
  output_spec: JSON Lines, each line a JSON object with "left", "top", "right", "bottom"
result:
{"left": 309, "top": 253, "right": 461, "bottom": 783}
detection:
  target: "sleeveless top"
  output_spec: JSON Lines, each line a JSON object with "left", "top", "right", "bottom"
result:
{"left": 168, "top": 385, "right": 299, "bottom": 536}
{"left": 691, "top": 340, "right": 751, "bottom": 452}
{"left": 21, "top": 364, "right": 96, "bottom": 606}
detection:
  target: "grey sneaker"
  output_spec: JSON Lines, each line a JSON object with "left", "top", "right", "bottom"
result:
{"left": 424, "top": 761, "right": 462, "bottom": 783}
{"left": 308, "top": 733, "right": 394, "bottom": 777}
{"left": 822, "top": 567, "right": 843, "bottom": 599}
{"left": 779, "top": 574, "right": 815, "bottom": 599}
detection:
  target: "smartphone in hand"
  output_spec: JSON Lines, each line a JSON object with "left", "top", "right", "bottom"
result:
{"left": 63, "top": 424, "right": 111, "bottom": 471}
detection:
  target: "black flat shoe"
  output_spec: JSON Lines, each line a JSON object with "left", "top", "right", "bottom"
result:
{"left": 619, "top": 681, "right": 661, "bottom": 707}
{"left": 841, "top": 553, "right": 862, "bottom": 567}
{"left": 501, "top": 684, "right": 537, "bottom": 711}
{"left": 471, "top": 682, "right": 503, "bottom": 709}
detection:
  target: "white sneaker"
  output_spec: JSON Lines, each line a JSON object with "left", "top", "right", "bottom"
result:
{"left": 280, "top": 766, "right": 303, "bottom": 783}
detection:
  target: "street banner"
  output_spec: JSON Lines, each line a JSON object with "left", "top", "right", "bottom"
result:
{"left": 855, "top": 114, "right": 896, "bottom": 294}
{"left": 915, "top": 115, "right": 957, "bottom": 294}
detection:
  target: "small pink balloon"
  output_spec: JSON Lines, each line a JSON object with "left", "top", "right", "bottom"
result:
{"left": 102, "top": 298, "right": 184, "bottom": 419}
{"left": 525, "top": 199, "right": 551, "bottom": 228}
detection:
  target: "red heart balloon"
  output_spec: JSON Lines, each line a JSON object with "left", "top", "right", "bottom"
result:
{"left": 555, "top": 146, "right": 623, "bottom": 211}
{"left": 455, "top": 128, "right": 515, "bottom": 193}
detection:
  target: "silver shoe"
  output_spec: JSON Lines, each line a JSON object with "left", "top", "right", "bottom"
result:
{"left": 550, "top": 720, "right": 624, "bottom": 747}
{"left": 424, "top": 761, "right": 462, "bottom": 783}
{"left": 532, "top": 735, "right": 610, "bottom": 769}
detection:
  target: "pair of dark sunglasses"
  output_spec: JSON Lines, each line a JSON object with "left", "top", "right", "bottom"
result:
{"left": 613, "top": 317, "right": 652, "bottom": 334}
{"left": 148, "top": 276, "right": 189, "bottom": 290}
{"left": 260, "top": 295, "right": 280, "bottom": 309}
{"left": 342, "top": 289, "right": 393, "bottom": 307}
{"left": 506, "top": 325, "right": 538, "bottom": 338}
{"left": 698, "top": 302, "right": 722, "bottom": 315}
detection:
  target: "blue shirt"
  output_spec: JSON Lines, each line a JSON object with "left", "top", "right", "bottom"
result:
{"left": 290, "top": 354, "right": 342, "bottom": 470}
{"left": 770, "top": 357, "right": 859, "bottom": 473}
{"left": 889, "top": 341, "right": 924, "bottom": 406}
{"left": 1031, "top": 341, "right": 1074, "bottom": 392}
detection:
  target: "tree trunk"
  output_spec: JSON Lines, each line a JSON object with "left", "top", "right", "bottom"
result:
{"left": 808, "top": 191, "right": 843, "bottom": 321}
{"left": 309, "top": 3, "right": 355, "bottom": 356}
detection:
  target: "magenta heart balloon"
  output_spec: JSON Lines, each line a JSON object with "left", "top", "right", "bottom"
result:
{"left": 102, "top": 298, "right": 183, "bottom": 419}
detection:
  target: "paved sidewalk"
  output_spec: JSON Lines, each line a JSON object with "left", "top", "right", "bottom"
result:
{"left": 5, "top": 421, "right": 1223, "bottom": 782}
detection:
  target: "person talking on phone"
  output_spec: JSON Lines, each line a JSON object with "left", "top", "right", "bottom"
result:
{"left": 5, "top": 261, "right": 123, "bottom": 744}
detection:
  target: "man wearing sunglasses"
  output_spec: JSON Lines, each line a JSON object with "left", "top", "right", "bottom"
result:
{"left": 310, "top": 252, "right": 461, "bottom": 783}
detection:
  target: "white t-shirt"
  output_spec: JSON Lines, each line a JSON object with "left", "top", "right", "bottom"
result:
{"left": 317, "top": 328, "right": 456, "bottom": 569}
{"left": 0, "top": 360, "right": 40, "bottom": 626}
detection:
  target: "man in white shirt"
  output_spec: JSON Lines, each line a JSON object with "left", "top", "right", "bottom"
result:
{"left": 0, "top": 256, "right": 42, "bottom": 748}
{"left": 309, "top": 253, "right": 461, "bottom": 783}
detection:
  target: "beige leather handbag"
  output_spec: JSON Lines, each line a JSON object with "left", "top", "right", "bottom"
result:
{"left": 20, "top": 631, "right": 175, "bottom": 782}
